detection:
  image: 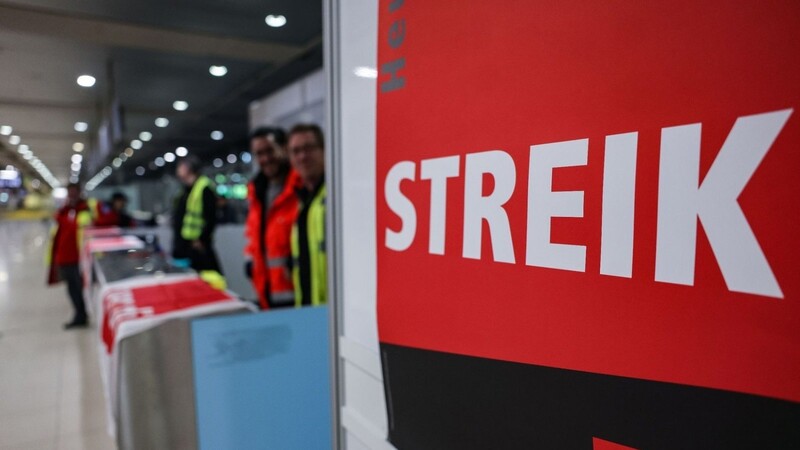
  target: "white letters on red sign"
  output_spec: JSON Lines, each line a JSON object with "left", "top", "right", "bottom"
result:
{"left": 383, "top": 109, "right": 792, "bottom": 298}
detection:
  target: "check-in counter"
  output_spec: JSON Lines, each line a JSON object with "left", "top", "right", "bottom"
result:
{"left": 83, "top": 231, "right": 254, "bottom": 450}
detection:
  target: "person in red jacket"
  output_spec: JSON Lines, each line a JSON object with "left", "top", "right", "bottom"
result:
{"left": 47, "top": 183, "right": 92, "bottom": 329}
{"left": 244, "top": 127, "right": 301, "bottom": 309}
{"left": 92, "top": 192, "right": 134, "bottom": 227}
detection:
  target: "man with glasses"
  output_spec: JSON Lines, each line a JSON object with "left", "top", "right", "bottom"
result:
{"left": 287, "top": 124, "right": 327, "bottom": 307}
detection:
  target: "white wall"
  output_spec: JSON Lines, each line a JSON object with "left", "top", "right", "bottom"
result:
{"left": 335, "top": 1, "right": 394, "bottom": 449}
{"left": 249, "top": 69, "right": 326, "bottom": 131}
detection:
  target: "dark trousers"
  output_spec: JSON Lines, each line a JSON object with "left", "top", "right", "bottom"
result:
{"left": 59, "top": 264, "right": 87, "bottom": 322}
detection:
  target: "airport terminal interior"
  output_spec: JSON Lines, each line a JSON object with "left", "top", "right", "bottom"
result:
{"left": 1, "top": 1, "right": 799, "bottom": 449}
{"left": 1, "top": 1, "right": 333, "bottom": 449}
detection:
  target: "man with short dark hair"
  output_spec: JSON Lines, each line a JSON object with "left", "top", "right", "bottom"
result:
{"left": 287, "top": 123, "right": 327, "bottom": 307}
{"left": 172, "top": 157, "right": 222, "bottom": 273}
{"left": 244, "top": 127, "right": 301, "bottom": 309}
{"left": 93, "top": 191, "right": 133, "bottom": 227}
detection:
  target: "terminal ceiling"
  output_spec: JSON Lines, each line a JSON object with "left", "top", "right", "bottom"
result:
{"left": 0, "top": 0, "right": 322, "bottom": 188}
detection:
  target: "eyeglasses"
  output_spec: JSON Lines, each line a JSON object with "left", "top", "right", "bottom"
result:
{"left": 288, "top": 142, "right": 322, "bottom": 155}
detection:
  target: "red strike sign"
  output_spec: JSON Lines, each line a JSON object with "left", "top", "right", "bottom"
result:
{"left": 376, "top": 1, "right": 800, "bottom": 402}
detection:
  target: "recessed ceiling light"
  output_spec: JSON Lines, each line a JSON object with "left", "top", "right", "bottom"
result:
{"left": 155, "top": 117, "right": 169, "bottom": 128}
{"left": 353, "top": 66, "right": 378, "bottom": 79}
{"left": 154, "top": 157, "right": 165, "bottom": 167}
{"left": 135, "top": 166, "right": 145, "bottom": 176}
{"left": 71, "top": 161, "right": 81, "bottom": 170}
{"left": 227, "top": 153, "right": 237, "bottom": 163}
{"left": 77, "top": 75, "right": 96, "bottom": 88}
{"left": 213, "top": 158, "right": 223, "bottom": 168}
{"left": 119, "top": 153, "right": 128, "bottom": 162}
{"left": 209, "top": 65, "right": 228, "bottom": 77}
{"left": 72, "top": 142, "right": 84, "bottom": 152}
{"left": 22, "top": 154, "right": 32, "bottom": 160}
{"left": 74, "top": 122, "right": 88, "bottom": 132}
{"left": 265, "top": 14, "right": 287, "bottom": 27}
{"left": 175, "top": 147, "right": 188, "bottom": 157}
{"left": 139, "top": 131, "right": 152, "bottom": 141}
{"left": 173, "top": 101, "right": 189, "bottom": 111}
{"left": 112, "top": 158, "right": 122, "bottom": 168}
{"left": 124, "top": 147, "right": 134, "bottom": 157}
{"left": 131, "top": 139, "right": 143, "bottom": 150}
{"left": 240, "top": 152, "right": 252, "bottom": 163}
{"left": 0, "top": 126, "right": 11, "bottom": 136}
{"left": 17, "top": 144, "right": 29, "bottom": 153}
{"left": 164, "top": 152, "right": 176, "bottom": 163}
{"left": 71, "top": 154, "right": 82, "bottom": 164}
{"left": 8, "top": 135, "right": 20, "bottom": 145}
{"left": 211, "top": 130, "right": 224, "bottom": 141}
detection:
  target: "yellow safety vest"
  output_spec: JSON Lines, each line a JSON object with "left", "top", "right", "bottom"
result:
{"left": 291, "top": 184, "right": 327, "bottom": 307}
{"left": 181, "top": 176, "right": 213, "bottom": 240}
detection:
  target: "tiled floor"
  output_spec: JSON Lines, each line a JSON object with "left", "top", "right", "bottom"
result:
{"left": 0, "top": 220, "right": 116, "bottom": 450}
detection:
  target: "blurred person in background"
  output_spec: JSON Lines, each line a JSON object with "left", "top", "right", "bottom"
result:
{"left": 244, "top": 127, "right": 301, "bottom": 309}
{"left": 46, "top": 183, "right": 92, "bottom": 329}
{"left": 172, "top": 156, "right": 222, "bottom": 273}
{"left": 93, "top": 192, "right": 133, "bottom": 227}
{"left": 287, "top": 124, "right": 327, "bottom": 307}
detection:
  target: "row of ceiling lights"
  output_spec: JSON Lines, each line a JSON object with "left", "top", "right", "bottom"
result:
{"left": 5, "top": 13, "right": 286, "bottom": 189}
{"left": 75, "top": 11, "right": 294, "bottom": 190}
{"left": 0, "top": 125, "right": 60, "bottom": 188}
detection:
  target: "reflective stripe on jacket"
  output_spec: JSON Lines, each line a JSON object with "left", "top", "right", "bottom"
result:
{"left": 291, "top": 184, "right": 327, "bottom": 307}
{"left": 181, "top": 176, "right": 212, "bottom": 240}
{"left": 244, "top": 170, "right": 301, "bottom": 309}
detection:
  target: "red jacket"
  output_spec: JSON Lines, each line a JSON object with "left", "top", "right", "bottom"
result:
{"left": 244, "top": 170, "right": 301, "bottom": 309}
{"left": 47, "top": 200, "right": 91, "bottom": 284}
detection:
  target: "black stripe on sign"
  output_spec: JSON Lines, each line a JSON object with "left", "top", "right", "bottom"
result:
{"left": 380, "top": 343, "right": 800, "bottom": 450}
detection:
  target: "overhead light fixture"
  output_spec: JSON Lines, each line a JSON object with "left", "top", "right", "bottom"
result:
{"left": 0, "top": 126, "right": 11, "bottom": 136}
{"left": 17, "top": 144, "right": 29, "bottom": 153}
{"left": 164, "top": 152, "right": 176, "bottom": 163}
{"left": 240, "top": 152, "right": 252, "bottom": 163}
{"left": 112, "top": 158, "right": 122, "bottom": 168}
{"left": 77, "top": 75, "right": 96, "bottom": 88}
{"left": 154, "top": 157, "right": 165, "bottom": 167}
{"left": 209, "top": 65, "right": 228, "bottom": 77}
{"left": 72, "top": 142, "right": 84, "bottom": 152}
{"left": 173, "top": 101, "right": 189, "bottom": 111}
{"left": 71, "top": 154, "right": 82, "bottom": 164}
{"left": 135, "top": 166, "right": 145, "bottom": 176}
{"left": 74, "top": 122, "right": 88, "bottom": 132}
{"left": 22, "top": 154, "right": 32, "bottom": 160}
{"left": 353, "top": 66, "right": 378, "bottom": 79}
{"left": 175, "top": 146, "right": 188, "bottom": 157}
{"left": 119, "top": 153, "right": 128, "bottom": 162}
{"left": 227, "top": 154, "right": 237, "bottom": 163}
{"left": 213, "top": 158, "right": 223, "bottom": 168}
{"left": 8, "top": 135, "right": 20, "bottom": 145}
{"left": 71, "top": 162, "right": 81, "bottom": 171}
{"left": 124, "top": 147, "right": 134, "bottom": 157}
{"left": 211, "top": 130, "right": 224, "bottom": 141}
{"left": 139, "top": 131, "right": 152, "bottom": 141}
{"left": 155, "top": 117, "right": 169, "bottom": 128}
{"left": 265, "top": 14, "right": 287, "bottom": 27}
{"left": 131, "top": 139, "right": 143, "bottom": 150}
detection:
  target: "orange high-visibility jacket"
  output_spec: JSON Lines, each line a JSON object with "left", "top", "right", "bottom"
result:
{"left": 244, "top": 170, "right": 301, "bottom": 309}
